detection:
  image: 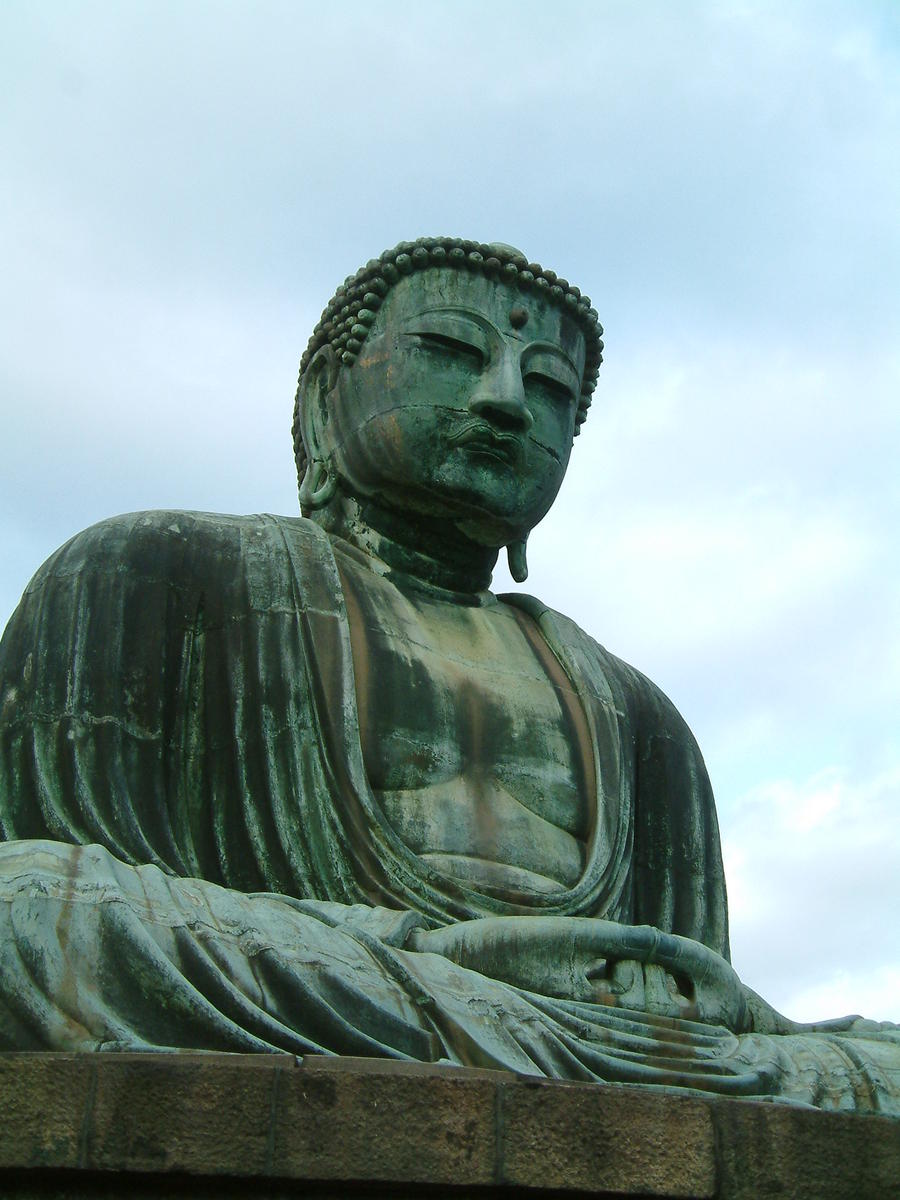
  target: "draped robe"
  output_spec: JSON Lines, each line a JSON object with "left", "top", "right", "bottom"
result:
{"left": 0, "top": 510, "right": 897, "bottom": 1113}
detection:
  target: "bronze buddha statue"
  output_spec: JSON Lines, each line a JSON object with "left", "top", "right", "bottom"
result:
{"left": 0, "top": 238, "right": 896, "bottom": 1113}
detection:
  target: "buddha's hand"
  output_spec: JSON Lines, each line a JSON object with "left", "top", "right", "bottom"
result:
{"left": 407, "top": 916, "right": 750, "bottom": 1031}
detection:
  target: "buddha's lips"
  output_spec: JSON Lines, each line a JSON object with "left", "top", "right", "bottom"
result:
{"left": 450, "top": 421, "right": 524, "bottom": 466}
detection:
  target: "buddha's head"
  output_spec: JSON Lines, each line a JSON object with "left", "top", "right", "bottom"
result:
{"left": 293, "top": 239, "right": 603, "bottom": 580}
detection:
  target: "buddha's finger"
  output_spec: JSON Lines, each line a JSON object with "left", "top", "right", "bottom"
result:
{"left": 631, "top": 928, "right": 734, "bottom": 988}
{"left": 583, "top": 957, "right": 617, "bottom": 987}
{"left": 642, "top": 963, "right": 683, "bottom": 1015}
{"left": 609, "top": 959, "right": 645, "bottom": 1009}
{"left": 577, "top": 919, "right": 659, "bottom": 960}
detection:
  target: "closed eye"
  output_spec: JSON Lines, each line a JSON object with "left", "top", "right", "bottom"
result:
{"left": 413, "top": 331, "right": 484, "bottom": 367}
{"left": 525, "top": 371, "right": 574, "bottom": 403}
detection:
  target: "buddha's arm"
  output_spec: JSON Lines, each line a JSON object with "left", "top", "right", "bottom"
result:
{"left": 408, "top": 915, "right": 752, "bottom": 1030}
{"left": 0, "top": 510, "right": 243, "bottom": 866}
{"left": 0, "top": 510, "right": 356, "bottom": 898}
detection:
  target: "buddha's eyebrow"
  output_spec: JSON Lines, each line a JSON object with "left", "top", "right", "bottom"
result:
{"left": 521, "top": 340, "right": 580, "bottom": 379}
{"left": 403, "top": 307, "right": 497, "bottom": 338}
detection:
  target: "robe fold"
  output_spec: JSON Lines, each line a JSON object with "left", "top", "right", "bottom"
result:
{"left": 0, "top": 510, "right": 897, "bottom": 1114}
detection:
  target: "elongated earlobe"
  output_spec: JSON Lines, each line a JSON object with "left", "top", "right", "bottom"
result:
{"left": 296, "top": 345, "right": 341, "bottom": 513}
{"left": 299, "top": 458, "right": 337, "bottom": 513}
{"left": 507, "top": 538, "right": 528, "bottom": 583}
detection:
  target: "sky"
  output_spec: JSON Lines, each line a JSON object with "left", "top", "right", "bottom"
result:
{"left": 1, "top": 0, "right": 898, "bottom": 1022}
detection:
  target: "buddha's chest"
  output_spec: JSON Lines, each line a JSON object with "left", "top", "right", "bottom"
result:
{"left": 336, "top": 554, "right": 594, "bottom": 895}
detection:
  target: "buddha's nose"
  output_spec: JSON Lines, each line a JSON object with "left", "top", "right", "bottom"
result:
{"left": 468, "top": 354, "right": 534, "bottom": 433}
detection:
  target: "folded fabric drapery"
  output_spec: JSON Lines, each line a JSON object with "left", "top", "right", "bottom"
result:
{"left": 1, "top": 511, "right": 897, "bottom": 1114}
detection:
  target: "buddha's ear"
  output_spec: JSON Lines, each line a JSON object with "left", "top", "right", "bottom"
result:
{"left": 298, "top": 345, "right": 339, "bottom": 460}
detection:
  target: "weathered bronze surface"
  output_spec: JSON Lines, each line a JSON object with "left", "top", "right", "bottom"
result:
{"left": 0, "top": 238, "right": 897, "bottom": 1113}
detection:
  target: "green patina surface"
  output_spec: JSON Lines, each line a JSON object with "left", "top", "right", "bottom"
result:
{"left": 0, "top": 238, "right": 897, "bottom": 1113}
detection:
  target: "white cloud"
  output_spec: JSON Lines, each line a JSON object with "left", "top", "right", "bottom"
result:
{"left": 723, "top": 765, "right": 900, "bottom": 1022}
{"left": 787, "top": 966, "right": 900, "bottom": 1027}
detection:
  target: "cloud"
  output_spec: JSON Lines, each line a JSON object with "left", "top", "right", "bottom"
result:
{"left": 521, "top": 339, "right": 898, "bottom": 708}
{"left": 722, "top": 764, "right": 900, "bottom": 1021}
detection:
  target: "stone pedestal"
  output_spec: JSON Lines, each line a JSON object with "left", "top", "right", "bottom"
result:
{"left": 1, "top": 1053, "right": 897, "bottom": 1198}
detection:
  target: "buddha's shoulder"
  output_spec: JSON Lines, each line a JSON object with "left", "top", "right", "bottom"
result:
{"left": 25, "top": 510, "right": 325, "bottom": 592}
{"left": 504, "top": 591, "right": 700, "bottom": 748}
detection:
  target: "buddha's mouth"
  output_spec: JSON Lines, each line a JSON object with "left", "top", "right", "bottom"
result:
{"left": 450, "top": 421, "right": 524, "bottom": 467}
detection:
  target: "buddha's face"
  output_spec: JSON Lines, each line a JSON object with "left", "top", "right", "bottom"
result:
{"left": 305, "top": 268, "right": 587, "bottom": 546}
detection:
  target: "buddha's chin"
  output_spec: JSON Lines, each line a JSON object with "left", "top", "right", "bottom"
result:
{"left": 426, "top": 470, "right": 556, "bottom": 543}
{"left": 340, "top": 465, "right": 555, "bottom": 553}
{"left": 453, "top": 512, "right": 531, "bottom": 549}
{"left": 450, "top": 486, "right": 554, "bottom": 548}
{"left": 405, "top": 487, "right": 542, "bottom": 550}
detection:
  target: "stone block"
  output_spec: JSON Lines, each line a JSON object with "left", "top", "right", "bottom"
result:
{"left": 3, "top": 1053, "right": 899, "bottom": 1198}
{"left": 500, "top": 1076, "right": 716, "bottom": 1196}
{"left": 0, "top": 1054, "right": 96, "bottom": 1170}
{"left": 84, "top": 1052, "right": 284, "bottom": 1176}
{"left": 712, "top": 1098, "right": 900, "bottom": 1199}
{"left": 273, "top": 1055, "right": 499, "bottom": 1185}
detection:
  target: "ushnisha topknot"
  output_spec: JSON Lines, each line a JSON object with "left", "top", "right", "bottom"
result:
{"left": 292, "top": 237, "right": 604, "bottom": 484}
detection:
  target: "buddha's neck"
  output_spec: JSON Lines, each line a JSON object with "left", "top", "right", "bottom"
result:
{"left": 312, "top": 494, "right": 499, "bottom": 600}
